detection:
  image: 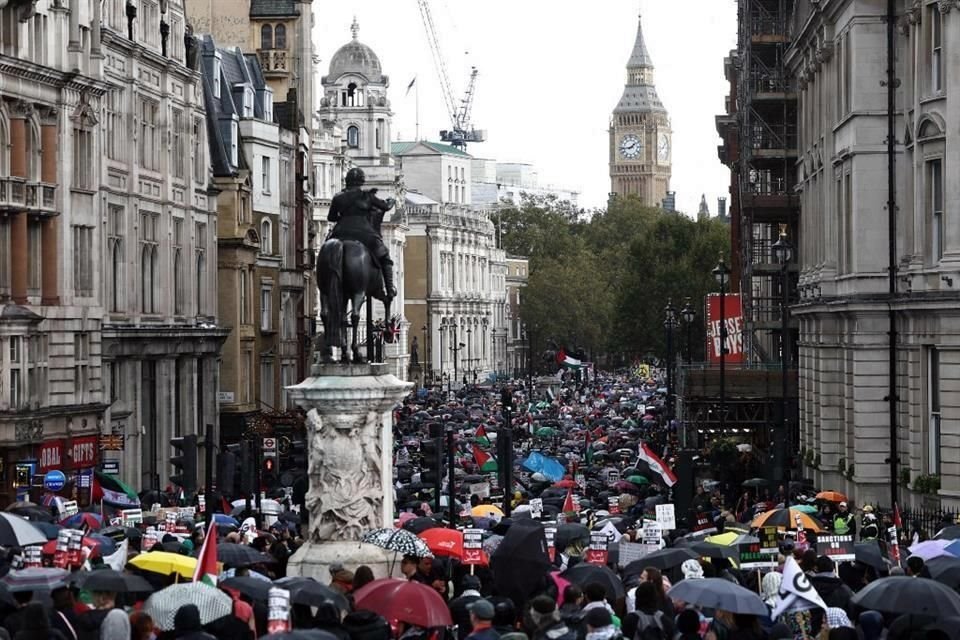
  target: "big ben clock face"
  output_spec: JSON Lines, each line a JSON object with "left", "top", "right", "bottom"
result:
{"left": 619, "top": 134, "right": 642, "bottom": 160}
{"left": 657, "top": 133, "right": 671, "bottom": 163}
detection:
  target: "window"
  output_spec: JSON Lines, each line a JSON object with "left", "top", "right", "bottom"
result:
{"left": 140, "top": 0, "right": 159, "bottom": 46}
{"left": 72, "top": 225, "right": 94, "bottom": 297}
{"left": 241, "top": 350, "right": 252, "bottom": 403}
{"left": 929, "top": 347, "right": 941, "bottom": 475}
{"left": 347, "top": 125, "right": 359, "bottom": 148}
{"left": 139, "top": 98, "right": 159, "bottom": 170}
{"left": 192, "top": 117, "right": 206, "bottom": 183}
{"left": 260, "top": 359, "right": 274, "bottom": 408}
{"left": 932, "top": 7, "right": 943, "bottom": 93}
{"left": 27, "top": 334, "right": 47, "bottom": 406}
{"left": 212, "top": 56, "right": 221, "bottom": 98}
{"left": 280, "top": 156, "right": 292, "bottom": 203}
{"left": 260, "top": 24, "right": 273, "bottom": 50}
{"left": 105, "top": 215, "right": 125, "bottom": 310}
{"left": 375, "top": 121, "right": 381, "bottom": 150}
{"left": 929, "top": 159, "right": 944, "bottom": 262}
{"left": 103, "top": 91, "right": 124, "bottom": 161}
{"left": 72, "top": 128, "right": 93, "bottom": 189}
{"left": 173, "top": 218, "right": 184, "bottom": 315}
{"left": 74, "top": 332, "right": 89, "bottom": 401}
{"left": 261, "top": 285, "right": 272, "bottom": 331}
{"left": 260, "top": 218, "right": 272, "bottom": 254}
{"left": 230, "top": 121, "right": 238, "bottom": 167}
{"left": 239, "top": 268, "right": 249, "bottom": 324}
{"left": 281, "top": 294, "right": 294, "bottom": 340}
{"left": 195, "top": 222, "right": 207, "bottom": 316}
{"left": 27, "top": 220, "right": 41, "bottom": 294}
{"left": 261, "top": 156, "right": 271, "bottom": 194}
{"left": 275, "top": 24, "right": 286, "bottom": 49}
{"left": 171, "top": 109, "right": 185, "bottom": 180}
{"left": 140, "top": 213, "right": 159, "bottom": 313}
{"left": 170, "top": 16, "right": 183, "bottom": 61}
{"left": 263, "top": 91, "right": 273, "bottom": 121}
{"left": 448, "top": 185, "right": 453, "bottom": 202}
{"left": 280, "top": 363, "right": 294, "bottom": 409}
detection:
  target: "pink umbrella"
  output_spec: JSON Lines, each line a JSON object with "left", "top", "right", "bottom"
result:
{"left": 551, "top": 571, "right": 571, "bottom": 606}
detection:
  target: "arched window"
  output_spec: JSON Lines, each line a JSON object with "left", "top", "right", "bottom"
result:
{"left": 347, "top": 126, "right": 359, "bottom": 148}
{"left": 274, "top": 24, "right": 286, "bottom": 49}
{"left": 260, "top": 218, "right": 273, "bottom": 254}
{"left": 347, "top": 83, "right": 357, "bottom": 107}
{"left": 260, "top": 24, "right": 273, "bottom": 50}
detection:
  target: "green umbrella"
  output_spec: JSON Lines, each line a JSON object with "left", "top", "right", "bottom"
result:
{"left": 536, "top": 427, "right": 558, "bottom": 438}
{"left": 626, "top": 475, "right": 650, "bottom": 485}
{"left": 791, "top": 504, "right": 818, "bottom": 514}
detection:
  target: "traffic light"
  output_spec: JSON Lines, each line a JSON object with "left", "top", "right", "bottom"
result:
{"left": 420, "top": 423, "right": 444, "bottom": 488}
{"left": 501, "top": 386, "right": 513, "bottom": 409}
{"left": 262, "top": 457, "right": 278, "bottom": 489}
{"left": 170, "top": 434, "right": 198, "bottom": 494}
{"left": 238, "top": 440, "right": 257, "bottom": 496}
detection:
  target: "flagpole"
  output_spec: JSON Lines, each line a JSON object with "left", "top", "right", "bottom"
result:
{"left": 416, "top": 80, "right": 420, "bottom": 141}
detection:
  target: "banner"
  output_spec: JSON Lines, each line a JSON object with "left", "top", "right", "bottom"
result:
{"left": 585, "top": 532, "right": 609, "bottom": 566}
{"left": 706, "top": 293, "right": 745, "bottom": 364}
{"left": 817, "top": 535, "right": 855, "bottom": 562}
{"left": 692, "top": 512, "right": 717, "bottom": 535}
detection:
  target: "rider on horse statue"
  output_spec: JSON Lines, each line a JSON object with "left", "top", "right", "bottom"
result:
{"left": 327, "top": 167, "right": 397, "bottom": 300}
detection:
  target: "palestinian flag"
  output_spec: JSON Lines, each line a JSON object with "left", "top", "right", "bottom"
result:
{"left": 192, "top": 526, "right": 218, "bottom": 586}
{"left": 473, "top": 446, "right": 498, "bottom": 473}
{"left": 556, "top": 349, "right": 582, "bottom": 368}
{"left": 636, "top": 442, "right": 677, "bottom": 487}
{"left": 474, "top": 425, "right": 490, "bottom": 447}
{"left": 562, "top": 488, "right": 577, "bottom": 514}
{"left": 92, "top": 471, "right": 140, "bottom": 508}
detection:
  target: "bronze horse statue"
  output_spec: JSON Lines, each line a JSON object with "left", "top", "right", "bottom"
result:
{"left": 317, "top": 239, "right": 397, "bottom": 363}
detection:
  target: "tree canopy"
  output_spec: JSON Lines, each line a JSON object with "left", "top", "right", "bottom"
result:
{"left": 497, "top": 194, "right": 730, "bottom": 367}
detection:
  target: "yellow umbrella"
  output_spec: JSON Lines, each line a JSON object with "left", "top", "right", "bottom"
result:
{"left": 705, "top": 531, "right": 740, "bottom": 546}
{"left": 471, "top": 504, "right": 504, "bottom": 519}
{"left": 129, "top": 551, "right": 197, "bottom": 580}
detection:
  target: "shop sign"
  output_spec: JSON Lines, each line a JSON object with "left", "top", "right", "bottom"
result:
{"left": 70, "top": 436, "right": 98, "bottom": 468}
{"left": 38, "top": 441, "right": 64, "bottom": 473}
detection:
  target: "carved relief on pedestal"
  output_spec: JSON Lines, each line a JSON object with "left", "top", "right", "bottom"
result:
{"left": 305, "top": 407, "right": 384, "bottom": 542}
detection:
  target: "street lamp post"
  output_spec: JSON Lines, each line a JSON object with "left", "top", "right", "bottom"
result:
{"left": 451, "top": 322, "right": 460, "bottom": 386}
{"left": 663, "top": 300, "right": 678, "bottom": 418}
{"left": 772, "top": 228, "right": 793, "bottom": 487}
{"left": 712, "top": 258, "right": 731, "bottom": 433}
{"left": 681, "top": 298, "right": 696, "bottom": 366}
{"left": 466, "top": 326, "right": 472, "bottom": 385}
{"left": 439, "top": 318, "right": 447, "bottom": 383}
{"left": 422, "top": 324, "right": 429, "bottom": 383}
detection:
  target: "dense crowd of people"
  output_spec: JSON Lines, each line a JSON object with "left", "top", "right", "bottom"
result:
{"left": 0, "top": 368, "right": 954, "bottom": 638}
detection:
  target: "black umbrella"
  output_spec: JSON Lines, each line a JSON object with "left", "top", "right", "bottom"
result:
{"left": 561, "top": 564, "right": 625, "bottom": 600}
{"left": 490, "top": 520, "right": 551, "bottom": 604}
{"left": 690, "top": 541, "right": 738, "bottom": 560}
{"left": 274, "top": 577, "right": 350, "bottom": 611}
{"left": 402, "top": 517, "right": 443, "bottom": 534}
{"left": 741, "top": 478, "right": 769, "bottom": 488}
{"left": 6, "top": 503, "right": 55, "bottom": 523}
{"left": 625, "top": 547, "right": 698, "bottom": 574}
{"left": 212, "top": 543, "right": 275, "bottom": 567}
{"left": 935, "top": 525, "right": 960, "bottom": 541}
{"left": 854, "top": 541, "right": 887, "bottom": 571}
{"left": 851, "top": 576, "right": 960, "bottom": 616}
{"left": 220, "top": 576, "right": 272, "bottom": 601}
{"left": 923, "top": 556, "right": 960, "bottom": 590}
{"left": 261, "top": 632, "right": 340, "bottom": 640}
{"left": 556, "top": 523, "right": 590, "bottom": 550}
{"left": 0, "top": 513, "right": 47, "bottom": 547}
{"left": 666, "top": 578, "right": 767, "bottom": 616}
{"left": 75, "top": 569, "right": 154, "bottom": 593}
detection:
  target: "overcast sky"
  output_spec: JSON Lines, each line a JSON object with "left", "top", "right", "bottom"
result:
{"left": 313, "top": 1, "right": 737, "bottom": 216}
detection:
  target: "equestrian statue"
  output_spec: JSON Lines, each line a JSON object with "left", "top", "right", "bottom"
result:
{"left": 317, "top": 167, "right": 398, "bottom": 362}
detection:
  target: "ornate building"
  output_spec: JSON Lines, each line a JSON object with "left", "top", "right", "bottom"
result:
{"left": 316, "top": 20, "right": 409, "bottom": 378}
{"left": 787, "top": 0, "right": 960, "bottom": 509}
{"left": 609, "top": 12, "right": 672, "bottom": 207}
{"left": 99, "top": 1, "right": 227, "bottom": 491}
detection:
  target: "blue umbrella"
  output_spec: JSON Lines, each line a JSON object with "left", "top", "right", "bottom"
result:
{"left": 32, "top": 521, "right": 62, "bottom": 540}
{"left": 522, "top": 452, "right": 566, "bottom": 482}
{"left": 213, "top": 514, "right": 239, "bottom": 527}
{"left": 87, "top": 533, "right": 117, "bottom": 556}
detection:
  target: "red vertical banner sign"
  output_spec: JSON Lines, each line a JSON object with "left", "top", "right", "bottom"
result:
{"left": 705, "top": 293, "right": 746, "bottom": 364}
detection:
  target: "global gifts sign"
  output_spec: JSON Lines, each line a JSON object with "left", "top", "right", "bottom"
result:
{"left": 706, "top": 293, "right": 746, "bottom": 364}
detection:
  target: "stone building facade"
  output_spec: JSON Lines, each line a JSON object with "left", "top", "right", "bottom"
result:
{"left": 788, "top": 0, "right": 960, "bottom": 508}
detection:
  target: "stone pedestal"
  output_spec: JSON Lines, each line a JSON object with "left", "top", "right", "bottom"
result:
{"left": 285, "top": 363, "right": 413, "bottom": 580}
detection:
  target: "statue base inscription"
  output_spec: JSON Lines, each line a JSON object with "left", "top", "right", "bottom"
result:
{"left": 285, "top": 363, "right": 413, "bottom": 580}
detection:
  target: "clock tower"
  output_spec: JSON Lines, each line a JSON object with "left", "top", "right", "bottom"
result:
{"left": 609, "top": 12, "right": 672, "bottom": 207}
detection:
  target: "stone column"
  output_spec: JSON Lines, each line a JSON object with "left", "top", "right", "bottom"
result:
{"left": 10, "top": 212, "right": 27, "bottom": 304}
{"left": 285, "top": 363, "right": 412, "bottom": 580}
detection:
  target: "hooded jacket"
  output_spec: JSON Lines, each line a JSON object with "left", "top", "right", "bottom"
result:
{"left": 808, "top": 573, "right": 854, "bottom": 614}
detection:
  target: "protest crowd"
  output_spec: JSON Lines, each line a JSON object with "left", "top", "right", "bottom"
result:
{"left": 0, "top": 368, "right": 954, "bottom": 639}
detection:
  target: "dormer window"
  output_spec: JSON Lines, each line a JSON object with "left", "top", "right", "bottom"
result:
{"left": 213, "top": 56, "right": 221, "bottom": 98}
{"left": 347, "top": 126, "right": 359, "bottom": 148}
{"left": 263, "top": 91, "right": 274, "bottom": 122}
{"left": 230, "top": 121, "right": 239, "bottom": 166}
{"left": 243, "top": 86, "right": 254, "bottom": 117}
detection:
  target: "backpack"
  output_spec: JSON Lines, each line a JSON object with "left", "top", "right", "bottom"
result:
{"left": 633, "top": 611, "right": 666, "bottom": 640}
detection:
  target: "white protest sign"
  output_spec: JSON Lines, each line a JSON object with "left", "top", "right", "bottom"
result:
{"left": 655, "top": 504, "right": 676, "bottom": 530}
{"left": 61, "top": 500, "right": 79, "bottom": 518}
{"left": 618, "top": 539, "right": 658, "bottom": 567}
{"left": 469, "top": 483, "right": 491, "bottom": 499}
{"left": 462, "top": 528, "right": 484, "bottom": 565}
{"left": 121, "top": 508, "right": 143, "bottom": 526}
{"left": 642, "top": 521, "right": 663, "bottom": 546}
{"left": 529, "top": 498, "right": 543, "bottom": 518}
{"left": 772, "top": 555, "right": 828, "bottom": 619}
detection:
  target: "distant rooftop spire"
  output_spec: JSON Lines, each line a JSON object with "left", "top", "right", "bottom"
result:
{"left": 627, "top": 11, "right": 654, "bottom": 69}
{"left": 698, "top": 194, "right": 710, "bottom": 220}
{"left": 351, "top": 16, "right": 359, "bottom": 40}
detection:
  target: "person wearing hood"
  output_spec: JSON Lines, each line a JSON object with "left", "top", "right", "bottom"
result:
{"left": 493, "top": 599, "right": 528, "bottom": 640}
{"left": 172, "top": 605, "right": 215, "bottom": 640}
{"left": 527, "top": 596, "right": 577, "bottom": 640}
{"left": 809, "top": 556, "right": 855, "bottom": 616}
{"left": 584, "top": 609, "right": 618, "bottom": 640}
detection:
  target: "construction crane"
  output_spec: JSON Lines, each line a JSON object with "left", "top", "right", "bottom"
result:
{"left": 416, "top": 0, "right": 486, "bottom": 149}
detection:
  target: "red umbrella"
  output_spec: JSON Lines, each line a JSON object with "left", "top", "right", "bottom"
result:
{"left": 613, "top": 481, "right": 640, "bottom": 494}
{"left": 552, "top": 479, "right": 577, "bottom": 489}
{"left": 41, "top": 536, "right": 102, "bottom": 558}
{"left": 418, "top": 529, "right": 489, "bottom": 565}
{"left": 353, "top": 578, "right": 453, "bottom": 628}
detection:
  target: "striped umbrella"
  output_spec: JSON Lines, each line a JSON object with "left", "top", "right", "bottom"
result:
{"left": 1, "top": 568, "right": 69, "bottom": 592}
{"left": 0, "top": 513, "right": 48, "bottom": 547}
{"left": 751, "top": 508, "right": 825, "bottom": 532}
{"left": 360, "top": 528, "right": 433, "bottom": 558}
{"left": 143, "top": 583, "right": 233, "bottom": 630}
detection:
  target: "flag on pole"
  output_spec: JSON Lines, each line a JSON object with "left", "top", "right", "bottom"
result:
{"left": 474, "top": 425, "right": 490, "bottom": 446}
{"left": 473, "top": 446, "right": 497, "bottom": 473}
{"left": 636, "top": 442, "right": 677, "bottom": 486}
{"left": 562, "top": 488, "right": 575, "bottom": 514}
{"left": 890, "top": 503, "right": 902, "bottom": 566}
{"left": 192, "top": 529, "right": 218, "bottom": 586}
{"left": 406, "top": 76, "right": 417, "bottom": 95}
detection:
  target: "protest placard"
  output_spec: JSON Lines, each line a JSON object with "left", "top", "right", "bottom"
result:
{"left": 739, "top": 541, "right": 777, "bottom": 570}
{"left": 655, "top": 504, "right": 676, "bottom": 530}
{"left": 585, "top": 532, "right": 609, "bottom": 565}
{"left": 529, "top": 498, "right": 543, "bottom": 518}
{"left": 463, "top": 528, "right": 485, "bottom": 566}
{"left": 759, "top": 526, "right": 779, "bottom": 555}
{"left": 817, "top": 535, "right": 855, "bottom": 562}
{"left": 121, "top": 508, "right": 143, "bottom": 526}
{"left": 545, "top": 526, "right": 557, "bottom": 562}
{"left": 618, "top": 539, "right": 658, "bottom": 567}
